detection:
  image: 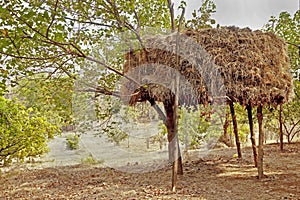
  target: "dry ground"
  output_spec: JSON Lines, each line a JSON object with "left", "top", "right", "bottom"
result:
{"left": 1, "top": 143, "right": 299, "bottom": 199}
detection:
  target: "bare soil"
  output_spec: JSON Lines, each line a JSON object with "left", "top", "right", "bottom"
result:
{"left": 1, "top": 143, "right": 299, "bottom": 200}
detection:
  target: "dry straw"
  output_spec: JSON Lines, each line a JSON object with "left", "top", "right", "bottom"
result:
{"left": 122, "top": 27, "right": 293, "bottom": 107}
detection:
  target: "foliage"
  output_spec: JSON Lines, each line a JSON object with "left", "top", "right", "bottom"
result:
{"left": 264, "top": 11, "right": 300, "bottom": 142}
{"left": 264, "top": 10, "right": 299, "bottom": 76}
{"left": 185, "top": 0, "right": 217, "bottom": 29}
{"left": 122, "top": 102, "right": 154, "bottom": 123}
{"left": 95, "top": 96, "right": 121, "bottom": 122}
{"left": 0, "top": 0, "right": 178, "bottom": 147}
{"left": 0, "top": 0, "right": 171, "bottom": 85}
{"left": 73, "top": 92, "right": 126, "bottom": 146}
{"left": 151, "top": 120, "right": 168, "bottom": 148}
{"left": 264, "top": 80, "right": 300, "bottom": 142}
{"left": 102, "top": 124, "right": 128, "bottom": 145}
{"left": 0, "top": 0, "right": 221, "bottom": 147}
{"left": 151, "top": 120, "right": 168, "bottom": 147}
{"left": 0, "top": 96, "right": 57, "bottom": 166}
{"left": 16, "top": 75, "right": 74, "bottom": 129}
{"left": 66, "top": 134, "right": 80, "bottom": 150}
{"left": 0, "top": 82, "right": 6, "bottom": 96}
{"left": 81, "top": 153, "right": 104, "bottom": 165}
{"left": 178, "top": 106, "right": 210, "bottom": 148}
{"left": 93, "top": 96, "right": 128, "bottom": 145}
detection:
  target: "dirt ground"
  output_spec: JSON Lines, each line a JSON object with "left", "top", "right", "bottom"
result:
{"left": 1, "top": 143, "right": 299, "bottom": 200}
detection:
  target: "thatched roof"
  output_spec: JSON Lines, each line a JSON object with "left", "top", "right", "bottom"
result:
{"left": 121, "top": 27, "right": 293, "bottom": 107}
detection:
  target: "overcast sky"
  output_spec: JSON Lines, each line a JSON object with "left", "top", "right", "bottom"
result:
{"left": 174, "top": 0, "right": 299, "bottom": 30}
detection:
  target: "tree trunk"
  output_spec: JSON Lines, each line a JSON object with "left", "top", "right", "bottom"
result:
{"left": 229, "top": 101, "right": 242, "bottom": 159}
{"left": 163, "top": 100, "right": 183, "bottom": 192}
{"left": 257, "top": 105, "right": 265, "bottom": 179}
{"left": 279, "top": 103, "right": 284, "bottom": 151}
{"left": 246, "top": 104, "right": 258, "bottom": 167}
{"left": 220, "top": 113, "right": 234, "bottom": 147}
{"left": 148, "top": 99, "right": 166, "bottom": 124}
{"left": 159, "top": 138, "right": 163, "bottom": 150}
{"left": 146, "top": 138, "right": 149, "bottom": 149}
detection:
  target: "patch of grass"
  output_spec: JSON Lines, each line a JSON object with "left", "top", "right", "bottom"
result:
{"left": 81, "top": 154, "right": 104, "bottom": 165}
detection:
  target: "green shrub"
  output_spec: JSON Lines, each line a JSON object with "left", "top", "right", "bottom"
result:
{"left": 66, "top": 134, "right": 80, "bottom": 150}
{"left": 81, "top": 154, "right": 103, "bottom": 165}
{"left": 0, "top": 97, "right": 57, "bottom": 166}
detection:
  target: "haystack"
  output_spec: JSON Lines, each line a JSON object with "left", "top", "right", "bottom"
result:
{"left": 122, "top": 27, "right": 293, "bottom": 107}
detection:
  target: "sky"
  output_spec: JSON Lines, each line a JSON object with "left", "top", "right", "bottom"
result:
{"left": 174, "top": 0, "right": 299, "bottom": 30}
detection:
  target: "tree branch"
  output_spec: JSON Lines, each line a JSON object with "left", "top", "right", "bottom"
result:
{"left": 85, "top": 56, "right": 140, "bottom": 86}
{"left": 7, "top": 34, "right": 21, "bottom": 56}
{"left": 287, "top": 119, "right": 300, "bottom": 135}
{"left": 178, "top": 7, "right": 185, "bottom": 32}
{"left": 167, "top": 0, "right": 175, "bottom": 32}
{"left": 133, "top": 7, "right": 141, "bottom": 31}
{"left": 105, "top": 0, "right": 123, "bottom": 28}
{"left": 46, "top": 0, "right": 59, "bottom": 38}
{"left": 0, "top": 51, "right": 67, "bottom": 61}
{"left": 64, "top": 16, "right": 114, "bottom": 28}
{"left": 77, "top": 88, "right": 120, "bottom": 98}
{"left": 286, "top": 41, "right": 300, "bottom": 48}
{"left": 123, "top": 22, "right": 146, "bottom": 50}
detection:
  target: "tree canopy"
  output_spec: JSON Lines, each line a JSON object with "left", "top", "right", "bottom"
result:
{"left": 0, "top": 0, "right": 171, "bottom": 86}
{"left": 264, "top": 10, "right": 300, "bottom": 143}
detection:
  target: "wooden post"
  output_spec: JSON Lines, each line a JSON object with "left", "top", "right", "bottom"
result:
{"left": 246, "top": 104, "right": 258, "bottom": 167}
{"left": 279, "top": 103, "right": 284, "bottom": 151}
{"left": 172, "top": 119, "right": 178, "bottom": 192}
{"left": 229, "top": 101, "right": 242, "bottom": 159}
{"left": 257, "top": 104, "right": 264, "bottom": 179}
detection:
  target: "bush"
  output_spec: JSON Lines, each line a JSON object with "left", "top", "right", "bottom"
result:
{"left": 0, "top": 97, "right": 57, "bottom": 166}
{"left": 81, "top": 154, "right": 103, "bottom": 165}
{"left": 66, "top": 134, "right": 80, "bottom": 150}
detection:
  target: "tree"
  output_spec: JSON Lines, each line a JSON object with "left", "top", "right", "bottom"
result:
{"left": 0, "top": 0, "right": 180, "bottom": 189}
{"left": 0, "top": 96, "right": 57, "bottom": 166}
{"left": 0, "top": 0, "right": 171, "bottom": 84}
{"left": 264, "top": 11, "right": 299, "bottom": 74}
{"left": 0, "top": 0, "right": 172, "bottom": 126}
{"left": 0, "top": 0, "right": 171, "bottom": 145}
{"left": 282, "top": 80, "right": 300, "bottom": 143}
{"left": 264, "top": 10, "right": 300, "bottom": 149}
{"left": 264, "top": 80, "right": 300, "bottom": 144}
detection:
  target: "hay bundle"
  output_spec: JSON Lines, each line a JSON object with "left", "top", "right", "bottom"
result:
{"left": 122, "top": 27, "right": 293, "bottom": 107}
{"left": 122, "top": 51, "right": 212, "bottom": 106}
